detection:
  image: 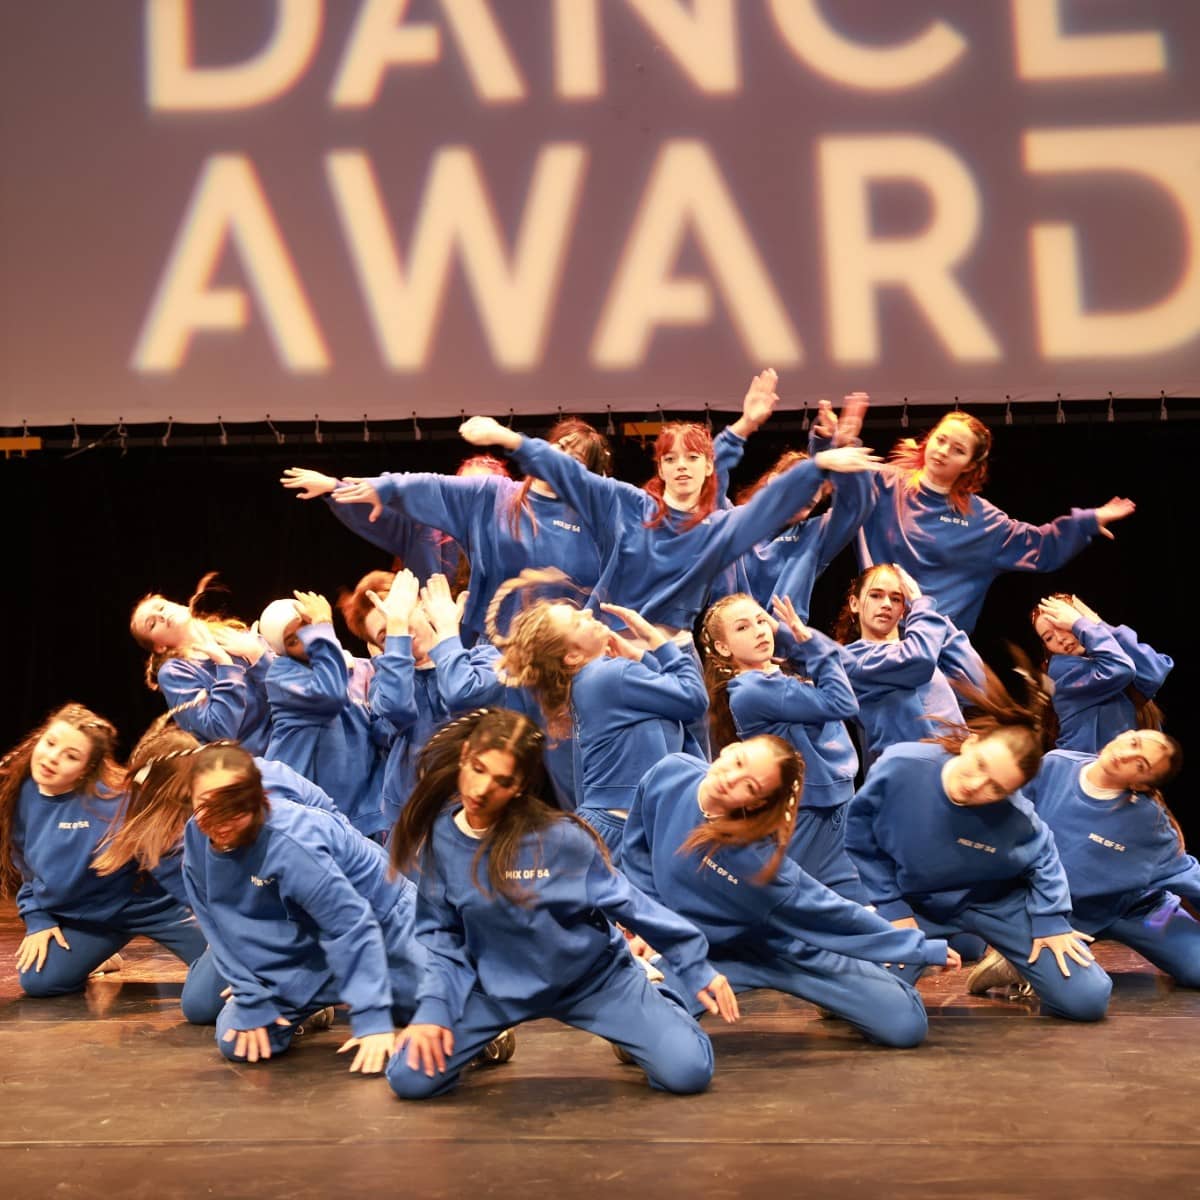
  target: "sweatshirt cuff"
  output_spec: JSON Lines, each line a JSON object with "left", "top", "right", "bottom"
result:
{"left": 412, "top": 997, "right": 454, "bottom": 1029}
{"left": 347, "top": 1005, "right": 395, "bottom": 1039}
{"left": 21, "top": 910, "right": 57, "bottom": 935}
{"left": 1030, "top": 914, "right": 1074, "bottom": 939}
{"left": 368, "top": 474, "right": 396, "bottom": 503}
{"left": 674, "top": 957, "right": 719, "bottom": 1000}
{"left": 922, "top": 939, "right": 950, "bottom": 967}
{"left": 229, "top": 997, "right": 284, "bottom": 1028}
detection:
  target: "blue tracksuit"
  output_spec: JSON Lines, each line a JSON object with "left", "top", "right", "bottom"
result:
{"left": 323, "top": 491, "right": 461, "bottom": 581}
{"left": 845, "top": 742, "right": 1112, "bottom": 1020}
{"left": 429, "top": 635, "right": 578, "bottom": 811}
{"left": 510, "top": 436, "right": 828, "bottom": 632}
{"left": 841, "top": 597, "right": 985, "bottom": 769}
{"left": 856, "top": 473, "right": 1100, "bottom": 633}
{"left": 1023, "top": 750, "right": 1200, "bottom": 987}
{"left": 369, "top": 634, "right": 448, "bottom": 828}
{"left": 386, "top": 808, "right": 718, "bottom": 1098}
{"left": 264, "top": 623, "right": 388, "bottom": 836}
{"left": 622, "top": 754, "right": 944, "bottom": 1046}
{"left": 356, "top": 473, "right": 601, "bottom": 646}
{"left": 570, "top": 641, "right": 708, "bottom": 857}
{"left": 727, "top": 627, "right": 862, "bottom": 900}
{"left": 183, "top": 798, "right": 426, "bottom": 1059}
{"left": 157, "top": 651, "right": 274, "bottom": 755}
{"left": 1048, "top": 619, "right": 1173, "bottom": 754}
{"left": 12, "top": 777, "right": 210, "bottom": 1008}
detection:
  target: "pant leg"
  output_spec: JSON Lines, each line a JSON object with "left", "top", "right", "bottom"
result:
{"left": 952, "top": 898, "right": 1112, "bottom": 1022}
{"left": 18, "top": 922, "right": 130, "bottom": 998}
{"left": 786, "top": 802, "right": 868, "bottom": 904}
{"left": 716, "top": 949, "right": 929, "bottom": 1049}
{"left": 118, "top": 898, "right": 209, "bottom": 965}
{"left": 548, "top": 950, "right": 714, "bottom": 1094}
{"left": 386, "top": 990, "right": 516, "bottom": 1100}
{"left": 1103, "top": 894, "right": 1200, "bottom": 988}
{"left": 575, "top": 807, "right": 627, "bottom": 867}
{"left": 180, "top": 947, "right": 227, "bottom": 1025}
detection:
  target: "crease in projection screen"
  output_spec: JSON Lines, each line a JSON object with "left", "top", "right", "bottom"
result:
{"left": 2, "top": 0, "right": 1199, "bottom": 426}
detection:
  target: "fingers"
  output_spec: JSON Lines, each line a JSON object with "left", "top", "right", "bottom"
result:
{"left": 366, "top": 589, "right": 387, "bottom": 614}
{"left": 52, "top": 927, "right": 70, "bottom": 952}
{"left": 945, "top": 948, "right": 963, "bottom": 970}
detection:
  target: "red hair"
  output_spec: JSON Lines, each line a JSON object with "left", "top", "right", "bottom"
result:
{"left": 644, "top": 423, "right": 718, "bottom": 532}
{"left": 888, "top": 413, "right": 991, "bottom": 517}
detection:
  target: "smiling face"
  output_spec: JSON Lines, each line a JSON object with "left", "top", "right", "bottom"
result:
{"left": 711, "top": 597, "right": 775, "bottom": 670}
{"left": 922, "top": 418, "right": 981, "bottom": 490}
{"left": 457, "top": 744, "right": 522, "bottom": 830}
{"left": 850, "top": 567, "right": 906, "bottom": 642}
{"left": 698, "top": 740, "right": 784, "bottom": 815}
{"left": 30, "top": 721, "right": 93, "bottom": 796}
{"left": 942, "top": 733, "right": 1029, "bottom": 806}
{"left": 1095, "top": 730, "right": 1175, "bottom": 791}
{"left": 132, "top": 597, "right": 193, "bottom": 654}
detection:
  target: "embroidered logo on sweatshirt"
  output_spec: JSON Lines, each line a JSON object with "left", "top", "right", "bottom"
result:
{"left": 956, "top": 837, "right": 996, "bottom": 854}
{"left": 251, "top": 875, "right": 277, "bottom": 887}
{"left": 1087, "top": 832, "right": 1126, "bottom": 852}
{"left": 550, "top": 519, "right": 581, "bottom": 534}
{"left": 939, "top": 515, "right": 970, "bottom": 528}
{"left": 57, "top": 820, "right": 90, "bottom": 830}
{"left": 702, "top": 856, "right": 739, "bottom": 885}
{"left": 502, "top": 868, "right": 551, "bottom": 881}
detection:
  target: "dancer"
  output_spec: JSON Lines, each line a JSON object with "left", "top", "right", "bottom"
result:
{"left": 130, "top": 573, "right": 273, "bottom": 754}
{"left": 183, "top": 742, "right": 426, "bottom": 1073}
{"left": 385, "top": 709, "right": 736, "bottom": 1100}
{"left": 834, "top": 564, "right": 985, "bottom": 769}
{"left": 856, "top": 411, "right": 1134, "bottom": 632}
{"left": 844, "top": 664, "right": 1113, "bottom": 1021}
{"left": 970, "top": 729, "right": 1194, "bottom": 993}
{"left": 1, "top": 705, "right": 215, "bottom": 1015}
{"left": 1032, "top": 594, "right": 1172, "bottom": 754}
{"left": 622, "top": 740, "right": 956, "bottom": 1047}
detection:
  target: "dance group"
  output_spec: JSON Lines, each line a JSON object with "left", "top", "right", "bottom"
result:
{"left": 6, "top": 372, "right": 1196, "bottom": 1101}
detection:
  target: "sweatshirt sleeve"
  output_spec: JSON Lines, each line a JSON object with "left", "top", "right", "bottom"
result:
{"left": 1019, "top": 814, "right": 1075, "bottom": 939}
{"left": 265, "top": 625, "right": 349, "bottom": 718}
{"left": 812, "top": 470, "right": 877, "bottom": 573}
{"left": 712, "top": 427, "right": 746, "bottom": 508}
{"left": 1052, "top": 621, "right": 1137, "bottom": 704}
{"left": 411, "top": 858, "right": 479, "bottom": 1029}
{"left": 615, "top": 641, "right": 709, "bottom": 722}
{"left": 984, "top": 500, "right": 1099, "bottom": 575}
{"left": 15, "top": 879, "right": 57, "bottom": 935}
{"left": 1106, "top": 624, "right": 1173, "bottom": 698}
{"left": 369, "top": 636, "right": 420, "bottom": 729}
{"left": 158, "top": 658, "right": 251, "bottom": 742}
{"left": 845, "top": 598, "right": 949, "bottom": 689}
{"left": 323, "top": 489, "right": 434, "bottom": 560}
{"left": 620, "top": 768, "right": 666, "bottom": 902}
{"left": 740, "top": 629, "right": 858, "bottom": 724}
{"left": 364, "top": 472, "right": 503, "bottom": 546}
{"left": 274, "top": 837, "right": 396, "bottom": 1037}
{"left": 582, "top": 848, "right": 717, "bottom": 998}
{"left": 764, "top": 862, "right": 948, "bottom": 966}
{"left": 429, "top": 637, "right": 505, "bottom": 711}
{"left": 844, "top": 767, "right": 912, "bottom": 922}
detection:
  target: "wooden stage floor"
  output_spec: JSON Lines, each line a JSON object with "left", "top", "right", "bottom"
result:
{"left": 1, "top": 902, "right": 1196, "bottom": 1199}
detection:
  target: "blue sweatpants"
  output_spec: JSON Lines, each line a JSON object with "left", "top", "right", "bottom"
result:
{"left": 891, "top": 893, "right": 1113, "bottom": 1021}
{"left": 386, "top": 947, "right": 714, "bottom": 1099}
{"left": 657, "top": 943, "right": 929, "bottom": 1048}
{"left": 786, "top": 801, "right": 868, "bottom": 905}
{"left": 1095, "top": 892, "right": 1200, "bottom": 988}
{"left": 18, "top": 898, "right": 217, "bottom": 1015}
{"left": 576, "top": 806, "right": 627, "bottom": 866}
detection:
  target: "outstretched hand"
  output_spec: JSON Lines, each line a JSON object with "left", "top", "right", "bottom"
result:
{"left": 1028, "top": 930, "right": 1095, "bottom": 978}
{"left": 337, "top": 1031, "right": 398, "bottom": 1075}
{"left": 813, "top": 445, "right": 882, "bottom": 474}
{"left": 697, "top": 974, "right": 740, "bottom": 1024}
{"left": 281, "top": 467, "right": 338, "bottom": 499}
{"left": 332, "top": 478, "right": 383, "bottom": 522}
{"left": 1094, "top": 496, "right": 1135, "bottom": 539}
{"left": 460, "top": 416, "right": 521, "bottom": 452}
{"left": 396, "top": 1023, "right": 455, "bottom": 1077}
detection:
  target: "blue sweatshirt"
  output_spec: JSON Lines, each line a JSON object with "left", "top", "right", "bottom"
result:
{"left": 429, "top": 636, "right": 578, "bottom": 810}
{"left": 150, "top": 758, "right": 347, "bottom": 906}
{"left": 510, "top": 436, "right": 828, "bottom": 632}
{"left": 622, "top": 755, "right": 947, "bottom": 966}
{"left": 323, "top": 492, "right": 461, "bottom": 581}
{"left": 411, "top": 808, "right": 717, "bottom": 1028}
{"left": 726, "top": 628, "right": 859, "bottom": 808}
{"left": 183, "top": 798, "right": 423, "bottom": 1037}
{"left": 1048, "top": 619, "right": 1172, "bottom": 754}
{"left": 369, "top": 634, "right": 447, "bottom": 826}
{"left": 157, "top": 652, "right": 273, "bottom": 755}
{"left": 13, "top": 778, "right": 175, "bottom": 934}
{"left": 570, "top": 640, "right": 709, "bottom": 812}
{"left": 841, "top": 597, "right": 984, "bottom": 768}
{"left": 264, "top": 623, "right": 388, "bottom": 836}
{"left": 1022, "top": 750, "right": 1200, "bottom": 933}
{"left": 844, "top": 743, "right": 1074, "bottom": 938}
{"left": 358, "top": 473, "right": 601, "bottom": 646}
{"left": 856, "top": 472, "right": 1100, "bottom": 633}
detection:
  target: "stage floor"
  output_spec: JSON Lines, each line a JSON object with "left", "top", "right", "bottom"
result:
{"left": 1, "top": 902, "right": 1197, "bottom": 1199}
